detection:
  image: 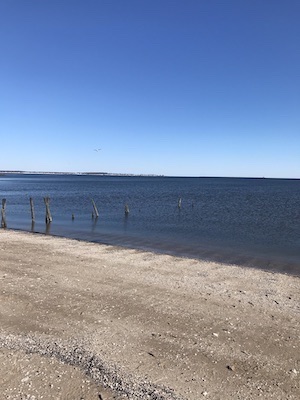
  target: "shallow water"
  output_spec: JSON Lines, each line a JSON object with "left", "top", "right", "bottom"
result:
{"left": 1, "top": 174, "right": 300, "bottom": 275}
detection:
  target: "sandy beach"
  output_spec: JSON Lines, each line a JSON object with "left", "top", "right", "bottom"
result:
{"left": 0, "top": 229, "right": 299, "bottom": 399}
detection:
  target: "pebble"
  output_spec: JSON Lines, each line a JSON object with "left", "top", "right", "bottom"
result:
{"left": 291, "top": 368, "right": 298, "bottom": 374}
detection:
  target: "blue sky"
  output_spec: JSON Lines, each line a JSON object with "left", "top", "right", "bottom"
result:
{"left": 0, "top": 1, "right": 299, "bottom": 177}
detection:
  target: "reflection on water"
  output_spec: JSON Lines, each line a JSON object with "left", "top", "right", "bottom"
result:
{"left": 45, "top": 222, "right": 51, "bottom": 235}
{"left": 91, "top": 216, "right": 98, "bottom": 232}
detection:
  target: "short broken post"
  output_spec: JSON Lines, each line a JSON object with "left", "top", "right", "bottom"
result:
{"left": 1, "top": 198, "right": 7, "bottom": 228}
{"left": 91, "top": 199, "right": 99, "bottom": 218}
{"left": 125, "top": 204, "right": 129, "bottom": 215}
{"left": 44, "top": 197, "right": 52, "bottom": 223}
{"left": 30, "top": 197, "right": 35, "bottom": 223}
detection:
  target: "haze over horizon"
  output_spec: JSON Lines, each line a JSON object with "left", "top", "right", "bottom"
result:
{"left": 1, "top": 1, "right": 299, "bottom": 179}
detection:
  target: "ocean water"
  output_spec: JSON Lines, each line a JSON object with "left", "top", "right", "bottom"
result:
{"left": 1, "top": 174, "right": 300, "bottom": 275}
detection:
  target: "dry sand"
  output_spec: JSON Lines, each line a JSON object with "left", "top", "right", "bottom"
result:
{"left": 0, "top": 229, "right": 299, "bottom": 399}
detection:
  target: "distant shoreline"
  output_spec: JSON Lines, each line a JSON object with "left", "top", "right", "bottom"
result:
{"left": 0, "top": 170, "right": 163, "bottom": 177}
{"left": 0, "top": 170, "right": 299, "bottom": 180}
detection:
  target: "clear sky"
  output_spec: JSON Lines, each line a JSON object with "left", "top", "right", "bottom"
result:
{"left": 0, "top": 1, "right": 299, "bottom": 178}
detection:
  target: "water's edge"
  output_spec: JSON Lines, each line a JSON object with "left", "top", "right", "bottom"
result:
{"left": 4, "top": 226, "right": 300, "bottom": 278}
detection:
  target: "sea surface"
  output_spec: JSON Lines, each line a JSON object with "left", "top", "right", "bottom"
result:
{"left": 1, "top": 174, "right": 300, "bottom": 275}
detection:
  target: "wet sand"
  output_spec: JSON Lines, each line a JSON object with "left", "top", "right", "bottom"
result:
{"left": 0, "top": 229, "right": 299, "bottom": 399}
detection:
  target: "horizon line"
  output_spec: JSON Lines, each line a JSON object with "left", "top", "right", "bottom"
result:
{"left": 0, "top": 170, "right": 299, "bottom": 180}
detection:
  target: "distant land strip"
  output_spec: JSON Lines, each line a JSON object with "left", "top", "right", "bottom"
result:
{"left": 0, "top": 170, "right": 163, "bottom": 177}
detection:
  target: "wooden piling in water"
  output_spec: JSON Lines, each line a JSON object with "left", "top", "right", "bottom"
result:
{"left": 44, "top": 197, "right": 52, "bottom": 223}
{"left": 1, "top": 198, "right": 7, "bottom": 228}
{"left": 91, "top": 199, "right": 99, "bottom": 218}
{"left": 30, "top": 197, "right": 35, "bottom": 222}
{"left": 125, "top": 204, "right": 130, "bottom": 215}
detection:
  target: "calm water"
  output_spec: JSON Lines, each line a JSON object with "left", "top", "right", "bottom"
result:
{"left": 1, "top": 174, "right": 300, "bottom": 275}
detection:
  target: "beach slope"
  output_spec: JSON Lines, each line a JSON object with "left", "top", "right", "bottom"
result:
{"left": 0, "top": 230, "right": 299, "bottom": 399}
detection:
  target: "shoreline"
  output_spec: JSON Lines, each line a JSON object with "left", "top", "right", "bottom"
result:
{"left": 4, "top": 226, "right": 300, "bottom": 278}
{"left": 0, "top": 229, "right": 300, "bottom": 399}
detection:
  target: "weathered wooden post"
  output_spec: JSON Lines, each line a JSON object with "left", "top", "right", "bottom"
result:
{"left": 1, "top": 198, "right": 7, "bottom": 228}
{"left": 125, "top": 204, "right": 129, "bottom": 215}
{"left": 91, "top": 199, "right": 99, "bottom": 218}
{"left": 43, "top": 197, "right": 52, "bottom": 223}
{"left": 30, "top": 197, "right": 35, "bottom": 223}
